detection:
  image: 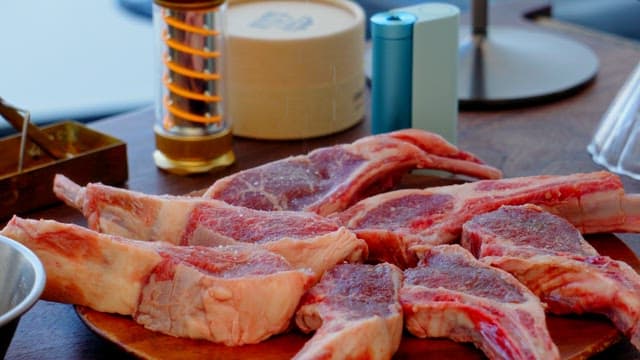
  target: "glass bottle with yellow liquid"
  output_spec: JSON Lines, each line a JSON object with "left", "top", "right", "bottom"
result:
{"left": 152, "top": 0, "right": 234, "bottom": 175}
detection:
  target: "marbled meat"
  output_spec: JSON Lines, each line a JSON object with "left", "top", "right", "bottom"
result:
{"left": 336, "top": 171, "right": 640, "bottom": 267}
{"left": 400, "top": 245, "right": 559, "bottom": 360}
{"left": 204, "top": 129, "right": 502, "bottom": 216}
{"left": 54, "top": 174, "right": 367, "bottom": 277}
{"left": 295, "top": 263, "right": 404, "bottom": 360}
{"left": 1, "top": 216, "right": 316, "bottom": 346}
{"left": 462, "top": 204, "right": 640, "bottom": 350}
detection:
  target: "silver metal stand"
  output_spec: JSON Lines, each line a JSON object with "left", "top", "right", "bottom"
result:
{"left": 458, "top": 0, "right": 599, "bottom": 107}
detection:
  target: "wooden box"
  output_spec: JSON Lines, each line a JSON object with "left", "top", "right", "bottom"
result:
{"left": 0, "top": 121, "right": 128, "bottom": 220}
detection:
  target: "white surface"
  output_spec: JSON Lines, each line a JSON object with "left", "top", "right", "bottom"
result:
{"left": 0, "top": 0, "right": 154, "bottom": 125}
{"left": 227, "top": 0, "right": 358, "bottom": 40}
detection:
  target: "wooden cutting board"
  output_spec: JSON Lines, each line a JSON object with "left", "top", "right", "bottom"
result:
{"left": 76, "top": 233, "right": 637, "bottom": 359}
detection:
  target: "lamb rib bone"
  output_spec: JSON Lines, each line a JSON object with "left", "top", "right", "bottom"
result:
{"left": 461, "top": 204, "right": 640, "bottom": 350}
{"left": 204, "top": 128, "right": 502, "bottom": 216}
{"left": 400, "top": 245, "right": 559, "bottom": 360}
{"left": 1, "top": 216, "right": 315, "bottom": 346}
{"left": 335, "top": 171, "right": 640, "bottom": 268}
{"left": 294, "top": 263, "right": 404, "bottom": 360}
{"left": 53, "top": 174, "right": 367, "bottom": 277}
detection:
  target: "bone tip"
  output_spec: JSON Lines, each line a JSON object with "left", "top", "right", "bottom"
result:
{"left": 53, "top": 174, "right": 85, "bottom": 210}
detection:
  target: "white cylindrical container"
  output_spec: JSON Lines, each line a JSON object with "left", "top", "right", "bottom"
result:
{"left": 226, "top": 0, "right": 365, "bottom": 140}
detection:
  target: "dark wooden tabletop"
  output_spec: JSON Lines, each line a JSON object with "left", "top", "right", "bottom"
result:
{"left": 5, "top": 0, "right": 640, "bottom": 359}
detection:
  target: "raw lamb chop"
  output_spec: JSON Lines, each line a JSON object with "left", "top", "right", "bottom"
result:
{"left": 204, "top": 129, "right": 502, "bottom": 216}
{"left": 461, "top": 204, "right": 640, "bottom": 349}
{"left": 1, "top": 216, "right": 315, "bottom": 346}
{"left": 54, "top": 175, "right": 367, "bottom": 277}
{"left": 336, "top": 171, "right": 640, "bottom": 267}
{"left": 294, "top": 263, "right": 403, "bottom": 360}
{"left": 400, "top": 245, "right": 559, "bottom": 360}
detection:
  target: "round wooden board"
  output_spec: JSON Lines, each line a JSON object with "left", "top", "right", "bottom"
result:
{"left": 76, "top": 233, "right": 639, "bottom": 359}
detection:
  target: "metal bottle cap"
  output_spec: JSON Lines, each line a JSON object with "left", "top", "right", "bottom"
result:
{"left": 154, "top": 0, "right": 224, "bottom": 10}
{"left": 371, "top": 12, "right": 417, "bottom": 40}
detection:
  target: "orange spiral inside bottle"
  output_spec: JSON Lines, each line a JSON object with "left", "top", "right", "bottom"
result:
{"left": 152, "top": 0, "right": 234, "bottom": 175}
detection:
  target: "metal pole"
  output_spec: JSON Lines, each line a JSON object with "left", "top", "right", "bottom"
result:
{"left": 472, "top": 0, "right": 488, "bottom": 38}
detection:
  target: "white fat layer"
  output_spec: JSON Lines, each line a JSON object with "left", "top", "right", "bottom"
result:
{"left": 152, "top": 200, "right": 197, "bottom": 244}
{"left": 189, "top": 225, "right": 238, "bottom": 247}
{"left": 136, "top": 263, "right": 314, "bottom": 345}
{"left": 98, "top": 204, "right": 151, "bottom": 240}
{"left": 264, "top": 227, "right": 365, "bottom": 276}
{"left": 293, "top": 315, "right": 402, "bottom": 360}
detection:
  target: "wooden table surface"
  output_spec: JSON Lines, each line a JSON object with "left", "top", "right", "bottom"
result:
{"left": 5, "top": 0, "right": 640, "bottom": 359}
